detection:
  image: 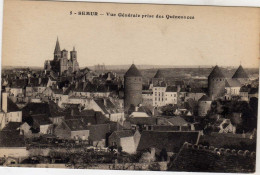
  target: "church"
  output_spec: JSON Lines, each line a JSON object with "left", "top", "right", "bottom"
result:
{"left": 44, "top": 38, "right": 80, "bottom": 75}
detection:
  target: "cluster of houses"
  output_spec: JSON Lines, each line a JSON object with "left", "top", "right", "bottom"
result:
{"left": 0, "top": 40, "right": 258, "bottom": 165}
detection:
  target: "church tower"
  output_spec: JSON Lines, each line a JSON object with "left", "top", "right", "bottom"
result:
{"left": 70, "top": 46, "right": 77, "bottom": 61}
{"left": 54, "top": 37, "right": 61, "bottom": 60}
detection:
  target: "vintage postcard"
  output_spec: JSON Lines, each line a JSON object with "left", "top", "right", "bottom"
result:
{"left": 0, "top": 0, "right": 259, "bottom": 173}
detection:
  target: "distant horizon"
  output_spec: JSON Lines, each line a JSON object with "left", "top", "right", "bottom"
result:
{"left": 2, "top": 63, "right": 259, "bottom": 70}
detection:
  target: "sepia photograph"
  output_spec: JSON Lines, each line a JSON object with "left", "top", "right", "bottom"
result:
{"left": 0, "top": 0, "right": 259, "bottom": 173}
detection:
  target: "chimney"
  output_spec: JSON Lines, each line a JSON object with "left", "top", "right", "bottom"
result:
{"left": 151, "top": 148, "right": 156, "bottom": 157}
{"left": 135, "top": 106, "right": 138, "bottom": 112}
{"left": 104, "top": 98, "right": 107, "bottom": 107}
{"left": 38, "top": 78, "right": 42, "bottom": 85}
{"left": 2, "top": 93, "right": 8, "bottom": 113}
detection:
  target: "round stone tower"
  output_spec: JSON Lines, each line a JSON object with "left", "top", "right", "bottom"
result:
{"left": 124, "top": 64, "right": 142, "bottom": 111}
{"left": 232, "top": 65, "right": 249, "bottom": 85}
{"left": 208, "top": 65, "right": 226, "bottom": 99}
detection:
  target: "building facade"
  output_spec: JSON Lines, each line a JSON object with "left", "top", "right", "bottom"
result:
{"left": 44, "top": 38, "right": 80, "bottom": 75}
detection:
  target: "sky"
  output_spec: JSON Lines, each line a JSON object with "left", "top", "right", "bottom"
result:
{"left": 1, "top": 0, "right": 260, "bottom": 68}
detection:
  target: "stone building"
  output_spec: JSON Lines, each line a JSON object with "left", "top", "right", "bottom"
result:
{"left": 208, "top": 65, "right": 226, "bottom": 99}
{"left": 124, "top": 64, "right": 143, "bottom": 111}
{"left": 44, "top": 38, "right": 79, "bottom": 75}
{"left": 232, "top": 65, "right": 249, "bottom": 85}
{"left": 198, "top": 95, "right": 212, "bottom": 117}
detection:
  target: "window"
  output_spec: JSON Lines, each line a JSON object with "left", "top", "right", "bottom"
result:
{"left": 174, "top": 94, "right": 176, "bottom": 97}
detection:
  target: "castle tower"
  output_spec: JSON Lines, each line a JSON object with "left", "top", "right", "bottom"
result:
{"left": 54, "top": 37, "right": 61, "bottom": 60}
{"left": 124, "top": 64, "right": 143, "bottom": 111}
{"left": 208, "top": 65, "right": 226, "bottom": 99}
{"left": 232, "top": 65, "right": 249, "bottom": 85}
{"left": 152, "top": 69, "right": 165, "bottom": 85}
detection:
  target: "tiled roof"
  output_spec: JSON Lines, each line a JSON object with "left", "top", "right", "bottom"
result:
{"left": 167, "top": 116, "right": 190, "bottom": 126}
{"left": 113, "top": 130, "right": 135, "bottom": 138}
{"left": 240, "top": 86, "right": 249, "bottom": 92}
{"left": 169, "top": 146, "right": 255, "bottom": 172}
{"left": 232, "top": 65, "right": 249, "bottom": 79}
{"left": 199, "top": 95, "right": 212, "bottom": 101}
{"left": 208, "top": 66, "right": 225, "bottom": 78}
{"left": 249, "top": 88, "right": 258, "bottom": 94}
{"left": 166, "top": 86, "right": 178, "bottom": 92}
{"left": 225, "top": 79, "right": 241, "bottom": 87}
{"left": 7, "top": 98, "right": 20, "bottom": 112}
{"left": 86, "top": 124, "right": 110, "bottom": 141}
{"left": 124, "top": 64, "right": 142, "bottom": 77}
{"left": 0, "top": 131, "right": 26, "bottom": 147}
{"left": 137, "top": 131, "right": 200, "bottom": 153}
{"left": 154, "top": 69, "right": 164, "bottom": 78}
{"left": 2, "top": 122, "right": 21, "bottom": 131}
{"left": 64, "top": 119, "right": 87, "bottom": 131}
{"left": 126, "top": 117, "right": 157, "bottom": 125}
{"left": 32, "top": 115, "right": 52, "bottom": 125}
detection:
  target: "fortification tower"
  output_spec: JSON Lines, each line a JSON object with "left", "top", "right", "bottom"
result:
{"left": 152, "top": 69, "right": 165, "bottom": 85}
{"left": 208, "top": 65, "right": 226, "bottom": 99}
{"left": 124, "top": 64, "right": 143, "bottom": 111}
{"left": 232, "top": 65, "right": 249, "bottom": 85}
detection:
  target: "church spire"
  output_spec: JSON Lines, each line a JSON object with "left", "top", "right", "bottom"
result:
{"left": 54, "top": 37, "right": 61, "bottom": 54}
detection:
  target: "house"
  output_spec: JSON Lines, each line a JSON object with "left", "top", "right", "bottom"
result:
{"left": 142, "top": 88, "right": 153, "bottom": 106}
{"left": 31, "top": 115, "right": 53, "bottom": 134}
{"left": 0, "top": 131, "right": 29, "bottom": 159}
{"left": 213, "top": 118, "right": 236, "bottom": 134}
{"left": 239, "top": 86, "right": 249, "bottom": 101}
{"left": 93, "top": 98, "right": 125, "bottom": 122}
{"left": 19, "top": 122, "right": 32, "bottom": 136}
{"left": 224, "top": 79, "right": 241, "bottom": 100}
{"left": 248, "top": 88, "right": 258, "bottom": 100}
{"left": 108, "top": 130, "right": 141, "bottom": 154}
{"left": 86, "top": 124, "right": 110, "bottom": 147}
{"left": 166, "top": 116, "right": 194, "bottom": 131}
{"left": 54, "top": 119, "right": 89, "bottom": 140}
{"left": 165, "top": 86, "right": 178, "bottom": 105}
{"left": 185, "top": 88, "right": 206, "bottom": 102}
{"left": 0, "top": 93, "right": 22, "bottom": 130}
{"left": 6, "top": 79, "right": 27, "bottom": 103}
{"left": 137, "top": 131, "right": 201, "bottom": 154}
{"left": 152, "top": 82, "right": 167, "bottom": 107}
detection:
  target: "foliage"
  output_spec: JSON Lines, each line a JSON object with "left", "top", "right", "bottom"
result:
{"left": 161, "top": 104, "right": 177, "bottom": 116}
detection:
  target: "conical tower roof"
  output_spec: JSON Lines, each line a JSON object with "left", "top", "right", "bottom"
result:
{"left": 54, "top": 37, "right": 61, "bottom": 54}
{"left": 208, "top": 65, "right": 225, "bottom": 78}
{"left": 154, "top": 69, "right": 164, "bottom": 78}
{"left": 232, "top": 65, "right": 249, "bottom": 78}
{"left": 124, "top": 64, "right": 142, "bottom": 77}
